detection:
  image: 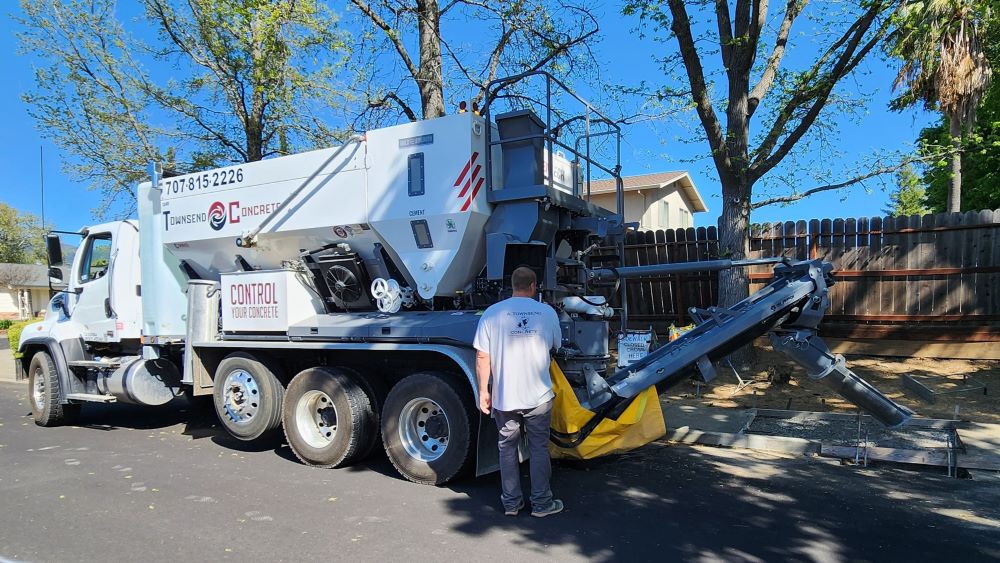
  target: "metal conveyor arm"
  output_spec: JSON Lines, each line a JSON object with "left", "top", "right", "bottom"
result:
{"left": 579, "top": 260, "right": 913, "bottom": 428}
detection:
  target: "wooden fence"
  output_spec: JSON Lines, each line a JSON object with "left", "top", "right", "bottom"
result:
{"left": 605, "top": 209, "right": 1000, "bottom": 345}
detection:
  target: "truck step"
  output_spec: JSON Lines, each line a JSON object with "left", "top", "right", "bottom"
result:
{"left": 65, "top": 393, "right": 117, "bottom": 403}
{"left": 68, "top": 360, "right": 122, "bottom": 370}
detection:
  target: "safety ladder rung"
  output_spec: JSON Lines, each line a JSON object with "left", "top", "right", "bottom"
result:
{"left": 68, "top": 360, "right": 121, "bottom": 369}
{"left": 65, "top": 393, "right": 117, "bottom": 403}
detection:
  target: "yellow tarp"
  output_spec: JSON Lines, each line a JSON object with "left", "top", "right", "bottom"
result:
{"left": 548, "top": 362, "right": 666, "bottom": 460}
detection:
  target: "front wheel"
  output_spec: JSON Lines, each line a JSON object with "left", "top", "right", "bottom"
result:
{"left": 28, "top": 351, "right": 79, "bottom": 427}
{"left": 381, "top": 372, "right": 475, "bottom": 485}
{"left": 213, "top": 352, "right": 284, "bottom": 441}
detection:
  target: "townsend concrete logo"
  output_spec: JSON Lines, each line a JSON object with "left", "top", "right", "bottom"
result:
{"left": 209, "top": 201, "right": 227, "bottom": 231}
{"left": 163, "top": 200, "right": 282, "bottom": 231}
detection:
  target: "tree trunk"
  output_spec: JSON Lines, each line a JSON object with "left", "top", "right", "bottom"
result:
{"left": 245, "top": 117, "right": 264, "bottom": 162}
{"left": 717, "top": 177, "right": 753, "bottom": 368}
{"left": 720, "top": 34, "right": 754, "bottom": 368}
{"left": 948, "top": 113, "right": 962, "bottom": 213}
{"left": 416, "top": 0, "right": 445, "bottom": 119}
{"left": 247, "top": 11, "right": 266, "bottom": 162}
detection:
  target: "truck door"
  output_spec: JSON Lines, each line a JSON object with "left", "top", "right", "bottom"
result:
{"left": 70, "top": 228, "right": 118, "bottom": 341}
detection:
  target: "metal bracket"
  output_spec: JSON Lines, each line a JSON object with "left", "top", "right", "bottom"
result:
{"left": 582, "top": 363, "right": 613, "bottom": 407}
{"left": 695, "top": 355, "right": 717, "bottom": 383}
{"left": 726, "top": 358, "right": 756, "bottom": 395}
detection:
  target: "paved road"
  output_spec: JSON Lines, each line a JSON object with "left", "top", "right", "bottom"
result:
{"left": 0, "top": 381, "right": 998, "bottom": 563}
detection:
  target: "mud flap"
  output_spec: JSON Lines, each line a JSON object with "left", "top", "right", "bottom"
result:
{"left": 548, "top": 362, "right": 666, "bottom": 460}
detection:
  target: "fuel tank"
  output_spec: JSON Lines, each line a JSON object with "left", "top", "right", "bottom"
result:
{"left": 100, "top": 357, "right": 184, "bottom": 406}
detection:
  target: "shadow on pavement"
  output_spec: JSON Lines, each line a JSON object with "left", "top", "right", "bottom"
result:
{"left": 67, "top": 398, "right": 221, "bottom": 438}
{"left": 7, "top": 379, "right": 998, "bottom": 560}
{"left": 439, "top": 445, "right": 1000, "bottom": 561}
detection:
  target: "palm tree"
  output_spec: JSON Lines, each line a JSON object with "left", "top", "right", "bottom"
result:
{"left": 888, "top": 0, "right": 993, "bottom": 212}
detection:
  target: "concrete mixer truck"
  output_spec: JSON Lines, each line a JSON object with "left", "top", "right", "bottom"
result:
{"left": 18, "top": 72, "right": 912, "bottom": 485}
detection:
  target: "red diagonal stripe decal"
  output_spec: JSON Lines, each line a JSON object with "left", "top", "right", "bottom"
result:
{"left": 454, "top": 158, "right": 472, "bottom": 187}
{"left": 453, "top": 152, "right": 479, "bottom": 187}
{"left": 461, "top": 177, "right": 485, "bottom": 212}
{"left": 458, "top": 164, "right": 482, "bottom": 197}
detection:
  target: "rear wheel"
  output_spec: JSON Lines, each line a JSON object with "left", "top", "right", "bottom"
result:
{"left": 381, "top": 372, "right": 475, "bottom": 485}
{"left": 213, "top": 352, "right": 284, "bottom": 441}
{"left": 282, "top": 367, "right": 377, "bottom": 468}
{"left": 28, "top": 351, "right": 79, "bottom": 427}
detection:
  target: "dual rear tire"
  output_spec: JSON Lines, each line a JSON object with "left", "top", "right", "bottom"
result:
{"left": 380, "top": 372, "right": 476, "bottom": 485}
{"left": 282, "top": 369, "right": 476, "bottom": 485}
{"left": 281, "top": 367, "right": 378, "bottom": 468}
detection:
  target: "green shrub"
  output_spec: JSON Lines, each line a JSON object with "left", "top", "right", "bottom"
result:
{"left": 6, "top": 320, "right": 38, "bottom": 360}
{"left": 0, "top": 319, "right": 12, "bottom": 330}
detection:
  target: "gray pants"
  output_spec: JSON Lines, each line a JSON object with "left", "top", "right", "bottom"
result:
{"left": 493, "top": 400, "right": 554, "bottom": 512}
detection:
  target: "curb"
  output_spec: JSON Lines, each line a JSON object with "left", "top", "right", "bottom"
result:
{"left": 660, "top": 427, "right": 821, "bottom": 455}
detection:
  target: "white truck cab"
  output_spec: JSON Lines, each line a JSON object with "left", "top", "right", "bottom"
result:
{"left": 19, "top": 219, "right": 181, "bottom": 426}
{"left": 59, "top": 221, "right": 143, "bottom": 342}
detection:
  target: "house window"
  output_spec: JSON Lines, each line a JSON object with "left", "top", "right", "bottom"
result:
{"left": 679, "top": 208, "right": 691, "bottom": 228}
{"left": 659, "top": 201, "right": 670, "bottom": 228}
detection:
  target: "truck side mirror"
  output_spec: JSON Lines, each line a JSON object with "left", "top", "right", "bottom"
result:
{"left": 46, "top": 234, "right": 64, "bottom": 266}
{"left": 48, "top": 266, "right": 64, "bottom": 283}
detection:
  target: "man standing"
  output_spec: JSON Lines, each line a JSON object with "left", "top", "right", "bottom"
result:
{"left": 473, "top": 266, "right": 564, "bottom": 517}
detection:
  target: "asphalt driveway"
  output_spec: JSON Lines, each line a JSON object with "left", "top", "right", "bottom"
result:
{"left": 0, "top": 381, "right": 997, "bottom": 562}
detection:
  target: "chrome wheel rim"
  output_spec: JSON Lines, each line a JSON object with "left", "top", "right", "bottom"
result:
{"left": 31, "top": 367, "right": 45, "bottom": 411}
{"left": 295, "top": 390, "right": 338, "bottom": 449}
{"left": 222, "top": 369, "right": 260, "bottom": 426}
{"left": 398, "top": 398, "right": 450, "bottom": 462}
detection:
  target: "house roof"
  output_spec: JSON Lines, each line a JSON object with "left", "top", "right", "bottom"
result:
{"left": 0, "top": 263, "right": 49, "bottom": 288}
{"left": 587, "top": 171, "right": 709, "bottom": 213}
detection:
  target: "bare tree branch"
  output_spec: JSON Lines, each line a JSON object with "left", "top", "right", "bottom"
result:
{"left": 748, "top": 0, "right": 803, "bottom": 116}
{"left": 667, "top": 0, "right": 729, "bottom": 178}
{"left": 715, "top": 0, "right": 735, "bottom": 68}
{"left": 749, "top": 2, "right": 897, "bottom": 181}
{"left": 350, "top": 0, "right": 420, "bottom": 81}
{"left": 369, "top": 90, "right": 419, "bottom": 121}
{"left": 750, "top": 153, "right": 944, "bottom": 209}
{"left": 482, "top": 22, "right": 599, "bottom": 108}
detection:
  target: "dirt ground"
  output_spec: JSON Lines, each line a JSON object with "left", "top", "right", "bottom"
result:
{"left": 662, "top": 347, "right": 1000, "bottom": 424}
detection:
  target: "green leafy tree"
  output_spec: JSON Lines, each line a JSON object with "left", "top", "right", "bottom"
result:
{"left": 887, "top": 0, "right": 993, "bottom": 212}
{"left": 914, "top": 13, "right": 1000, "bottom": 212}
{"left": 17, "top": 0, "right": 350, "bottom": 219}
{"left": 918, "top": 92, "right": 1000, "bottom": 211}
{"left": 883, "top": 164, "right": 930, "bottom": 215}
{"left": 0, "top": 203, "right": 47, "bottom": 264}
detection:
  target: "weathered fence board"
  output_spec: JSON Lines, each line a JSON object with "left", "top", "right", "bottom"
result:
{"left": 607, "top": 209, "right": 1000, "bottom": 346}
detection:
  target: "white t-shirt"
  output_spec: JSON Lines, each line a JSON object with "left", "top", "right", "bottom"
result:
{"left": 473, "top": 296, "right": 562, "bottom": 411}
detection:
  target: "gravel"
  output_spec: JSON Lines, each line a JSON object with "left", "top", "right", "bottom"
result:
{"left": 748, "top": 416, "right": 955, "bottom": 449}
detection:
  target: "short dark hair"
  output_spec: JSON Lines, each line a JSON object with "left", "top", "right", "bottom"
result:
{"left": 511, "top": 266, "right": 537, "bottom": 292}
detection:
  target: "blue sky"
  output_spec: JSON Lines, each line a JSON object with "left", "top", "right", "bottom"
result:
{"left": 1, "top": 2, "right": 936, "bottom": 231}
